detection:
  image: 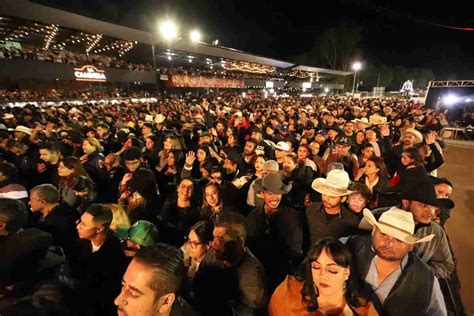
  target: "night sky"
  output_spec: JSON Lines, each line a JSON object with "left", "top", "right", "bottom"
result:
{"left": 35, "top": 0, "right": 474, "bottom": 79}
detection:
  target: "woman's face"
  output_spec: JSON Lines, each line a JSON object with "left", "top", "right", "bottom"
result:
{"left": 145, "top": 138, "right": 155, "bottom": 150}
{"left": 228, "top": 134, "right": 236, "bottom": 145}
{"left": 364, "top": 160, "right": 380, "bottom": 176}
{"left": 197, "top": 149, "right": 207, "bottom": 162}
{"left": 226, "top": 128, "right": 234, "bottom": 137}
{"left": 204, "top": 185, "right": 220, "bottom": 207}
{"left": 401, "top": 152, "right": 413, "bottom": 166}
{"left": 124, "top": 138, "right": 134, "bottom": 148}
{"left": 254, "top": 156, "right": 265, "bottom": 172}
{"left": 168, "top": 152, "right": 175, "bottom": 166}
{"left": 58, "top": 162, "right": 74, "bottom": 177}
{"left": 362, "top": 146, "right": 374, "bottom": 158}
{"left": 164, "top": 137, "right": 173, "bottom": 150}
{"left": 348, "top": 193, "right": 367, "bottom": 213}
{"left": 82, "top": 140, "right": 96, "bottom": 155}
{"left": 297, "top": 146, "right": 309, "bottom": 159}
{"left": 356, "top": 131, "right": 365, "bottom": 143}
{"left": 365, "top": 129, "right": 376, "bottom": 141}
{"left": 186, "top": 229, "right": 208, "bottom": 262}
{"left": 311, "top": 248, "right": 349, "bottom": 297}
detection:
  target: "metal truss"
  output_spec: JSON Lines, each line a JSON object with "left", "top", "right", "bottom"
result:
{"left": 429, "top": 80, "right": 474, "bottom": 88}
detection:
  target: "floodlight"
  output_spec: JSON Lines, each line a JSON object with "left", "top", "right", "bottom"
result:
{"left": 443, "top": 95, "right": 458, "bottom": 106}
{"left": 190, "top": 30, "right": 201, "bottom": 42}
{"left": 352, "top": 62, "right": 362, "bottom": 71}
{"left": 324, "top": 87, "right": 330, "bottom": 93}
{"left": 159, "top": 20, "right": 178, "bottom": 40}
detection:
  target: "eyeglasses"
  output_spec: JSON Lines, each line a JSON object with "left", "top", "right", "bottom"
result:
{"left": 184, "top": 235, "right": 203, "bottom": 248}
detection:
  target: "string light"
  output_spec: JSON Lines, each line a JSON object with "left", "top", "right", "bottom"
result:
{"left": 43, "top": 24, "right": 59, "bottom": 50}
{"left": 86, "top": 34, "right": 102, "bottom": 54}
{"left": 223, "top": 61, "right": 276, "bottom": 74}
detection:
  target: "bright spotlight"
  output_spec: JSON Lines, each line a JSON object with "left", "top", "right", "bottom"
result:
{"left": 466, "top": 98, "right": 472, "bottom": 103}
{"left": 190, "top": 30, "right": 201, "bottom": 42}
{"left": 159, "top": 20, "right": 178, "bottom": 40}
{"left": 352, "top": 62, "right": 362, "bottom": 71}
{"left": 324, "top": 87, "right": 330, "bottom": 93}
{"left": 443, "top": 95, "right": 459, "bottom": 106}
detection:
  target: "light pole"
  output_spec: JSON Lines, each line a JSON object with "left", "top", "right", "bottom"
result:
{"left": 351, "top": 61, "right": 362, "bottom": 95}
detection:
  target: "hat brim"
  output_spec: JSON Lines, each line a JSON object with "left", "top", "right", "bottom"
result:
{"left": 404, "top": 129, "right": 423, "bottom": 144}
{"left": 254, "top": 178, "right": 292, "bottom": 195}
{"left": 363, "top": 209, "right": 434, "bottom": 244}
{"left": 311, "top": 178, "right": 352, "bottom": 197}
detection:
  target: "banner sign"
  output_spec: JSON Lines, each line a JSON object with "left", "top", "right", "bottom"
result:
{"left": 168, "top": 75, "right": 244, "bottom": 88}
{"left": 74, "top": 65, "right": 106, "bottom": 82}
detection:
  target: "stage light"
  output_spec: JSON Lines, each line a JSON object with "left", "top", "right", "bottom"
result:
{"left": 443, "top": 95, "right": 459, "bottom": 106}
{"left": 167, "top": 56, "right": 172, "bottom": 61}
{"left": 190, "top": 30, "right": 201, "bottom": 42}
{"left": 324, "top": 87, "right": 330, "bottom": 93}
{"left": 466, "top": 98, "right": 472, "bottom": 102}
{"left": 159, "top": 20, "right": 178, "bottom": 40}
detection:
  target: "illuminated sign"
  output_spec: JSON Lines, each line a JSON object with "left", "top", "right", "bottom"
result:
{"left": 265, "top": 81, "right": 274, "bottom": 88}
{"left": 74, "top": 65, "right": 106, "bottom": 82}
{"left": 302, "top": 82, "right": 312, "bottom": 89}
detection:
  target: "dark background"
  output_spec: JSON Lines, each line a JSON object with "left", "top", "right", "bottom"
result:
{"left": 32, "top": 0, "right": 473, "bottom": 81}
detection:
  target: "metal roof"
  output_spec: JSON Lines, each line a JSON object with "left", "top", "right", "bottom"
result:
{"left": 291, "top": 65, "right": 353, "bottom": 76}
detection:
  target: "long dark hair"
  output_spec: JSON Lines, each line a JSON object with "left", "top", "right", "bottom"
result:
{"left": 189, "top": 221, "right": 214, "bottom": 245}
{"left": 300, "top": 238, "right": 362, "bottom": 312}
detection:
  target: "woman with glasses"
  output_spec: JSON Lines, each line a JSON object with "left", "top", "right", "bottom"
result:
{"left": 182, "top": 221, "right": 214, "bottom": 277}
{"left": 159, "top": 178, "right": 200, "bottom": 246}
{"left": 268, "top": 238, "right": 374, "bottom": 316}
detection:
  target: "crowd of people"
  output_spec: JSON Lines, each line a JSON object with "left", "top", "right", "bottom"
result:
{"left": 0, "top": 88, "right": 152, "bottom": 102}
{"left": 0, "top": 93, "right": 465, "bottom": 315}
{"left": 157, "top": 65, "right": 284, "bottom": 81}
{"left": 0, "top": 44, "right": 153, "bottom": 72}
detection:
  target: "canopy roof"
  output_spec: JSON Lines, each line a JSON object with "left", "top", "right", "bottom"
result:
{"left": 291, "top": 65, "right": 353, "bottom": 76}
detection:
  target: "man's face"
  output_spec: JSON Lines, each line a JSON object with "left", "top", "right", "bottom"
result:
{"left": 322, "top": 194, "right": 343, "bottom": 210}
{"left": 39, "top": 149, "right": 57, "bottom": 164}
{"left": 262, "top": 191, "right": 282, "bottom": 210}
{"left": 372, "top": 227, "right": 413, "bottom": 261}
{"left": 76, "top": 212, "right": 100, "bottom": 240}
{"left": 315, "top": 134, "right": 325, "bottom": 143}
{"left": 403, "top": 200, "right": 435, "bottom": 224}
{"left": 327, "top": 130, "right": 338, "bottom": 140}
{"left": 223, "top": 159, "right": 237, "bottom": 174}
{"left": 211, "top": 227, "right": 232, "bottom": 256}
{"left": 282, "top": 157, "right": 296, "bottom": 173}
{"left": 177, "top": 180, "right": 194, "bottom": 201}
{"left": 344, "top": 123, "right": 354, "bottom": 134}
{"left": 335, "top": 144, "right": 349, "bottom": 156}
{"left": 123, "top": 240, "right": 141, "bottom": 258}
{"left": 274, "top": 149, "right": 287, "bottom": 159}
{"left": 210, "top": 172, "right": 223, "bottom": 184}
{"left": 115, "top": 259, "right": 170, "bottom": 316}
{"left": 244, "top": 141, "right": 256, "bottom": 156}
{"left": 435, "top": 183, "right": 452, "bottom": 199}
{"left": 29, "top": 192, "right": 44, "bottom": 213}
{"left": 403, "top": 132, "right": 416, "bottom": 146}
{"left": 97, "top": 126, "right": 108, "bottom": 138}
{"left": 216, "top": 122, "right": 224, "bottom": 132}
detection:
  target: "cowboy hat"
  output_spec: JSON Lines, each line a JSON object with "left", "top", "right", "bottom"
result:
{"left": 275, "top": 141, "right": 290, "bottom": 152}
{"left": 154, "top": 114, "right": 166, "bottom": 124}
{"left": 2, "top": 113, "right": 14, "bottom": 120}
{"left": 404, "top": 128, "right": 423, "bottom": 144}
{"left": 363, "top": 207, "right": 434, "bottom": 244}
{"left": 14, "top": 125, "right": 32, "bottom": 135}
{"left": 401, "top": 180, "right": 455, "bottom": 209}
{"left": 145, "top": 114, "right": 154, "bottom": 122}
{"left": 369, "top": 115, "right": 387, "bottom": 126}
{"left": 312, "top": 169, "right": 353, "bottom": 197}
{"left": 351, "top": 117, "right": 370, "bottom": 126}
{"left": 254, "top": 172, "right": 292, "bottom": 195}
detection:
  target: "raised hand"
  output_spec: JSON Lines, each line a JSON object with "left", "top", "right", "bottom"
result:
{"left": 425, "top": 131, "right": 437, "bottom": 145}
{"left": 185, "top": 151, "right": 196, "bottom": 166}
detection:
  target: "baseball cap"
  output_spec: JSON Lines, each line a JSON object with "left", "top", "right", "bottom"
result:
{"left": 336, "top": 137, "right": 352, "bottom": 147}
{"left": 279, "top": 124, "right": 289, "bottom": 132}
{"left": 275, "top": 141, "right": 290, "bottom": 152}
{"left": 115, "top": 220, "right": 159, "bottom": 247}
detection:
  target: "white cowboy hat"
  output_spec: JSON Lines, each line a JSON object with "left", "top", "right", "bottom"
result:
{"left": 352, "top": 117, "right": 370, "bottom": 125}
{"left": 154, "top": 114, "right": 166, "bottom": 124}
{"left": 2, "top": 113, "right": 14, "bottom": 120}
{"left": 369, "top": 115, "right": 387, "bottom": 126}
{"left": 14, "top": 125, "right": 32, "bottom": 135}
{"left": 145, "top": 114, "right": 154, "bottom": 122}
{"left": 274, "top": 141, "right": 290, "bottom": 152}
{"left": 404, "top": 128, "right": 423, "bottom": 144}
{"left": 362, "top": 207, "right": 434, "bottom": 244}
{"left": 311, "top": 169, "right": 353, "bottom": 197}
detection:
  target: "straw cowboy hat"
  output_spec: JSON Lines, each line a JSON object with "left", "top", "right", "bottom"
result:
{"left": 311, "top": 169, "right": 353, "bottom": 197}
{"left": 404, "top": 128, "right": 423, "bottom": 144}
{"left": 154, "top": 114, "right": 166, "bottom": 124}
{"left": 254, "top": 172, "right": 292, "bottom": 195}
{"left": 363, "top": 207, "right": 434, "bottom": 244}
{"left": 14, "top": 125, "right": 32, "bottom": 135}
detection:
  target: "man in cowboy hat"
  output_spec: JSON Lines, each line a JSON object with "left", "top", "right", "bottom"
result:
{"left": 348, "top": 207, "right": 446, "bottom": 315}
{"left": 305, "top": 169, "right": 359, "bottom": 246}
{"left": 246, "top": 172, "right": 303, "bottom": 291}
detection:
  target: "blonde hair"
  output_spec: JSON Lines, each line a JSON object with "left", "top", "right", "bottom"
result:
{"left": 107, "top": 203, "right": 130, "bottom": 231}
{"left": 85, "top": 137, "right": 104, "bottom": 152}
